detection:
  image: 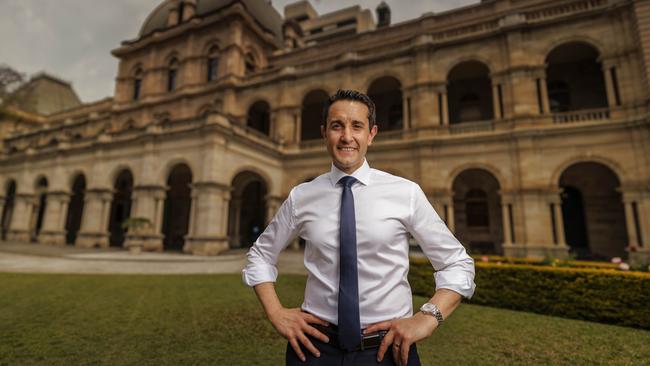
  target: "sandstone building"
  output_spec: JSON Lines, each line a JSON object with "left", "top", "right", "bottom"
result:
{"left": 1, "top": 0, "right": 649, "bottom": 264}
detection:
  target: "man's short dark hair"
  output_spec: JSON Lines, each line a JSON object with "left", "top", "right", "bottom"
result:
{"left": 322, "top": 89, "right": 376, "bottom": 129}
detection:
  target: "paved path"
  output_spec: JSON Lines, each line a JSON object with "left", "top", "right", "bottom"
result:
{"left": 0, "top": 241, "right": 307, "bottom": 275}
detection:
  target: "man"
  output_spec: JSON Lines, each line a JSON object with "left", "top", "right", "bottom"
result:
{"left": 243, "top": 90, "right": 475, "bottom": 366}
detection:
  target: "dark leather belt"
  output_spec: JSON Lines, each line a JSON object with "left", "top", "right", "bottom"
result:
{"left": 313, "top": 324, "right": 387, "bottom": 351}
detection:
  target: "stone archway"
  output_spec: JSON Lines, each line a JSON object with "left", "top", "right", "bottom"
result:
{"left": 452, "top": 168, "right": 503, "bottom": 254}
{"left": 447, "top": 61, "right": 494, "bottom": 124}
{"left": 108, "top": 169, "right": 133, "bottom": 247}
{"left": 367, "top": 76, "right": 403, "bottom": 131}
{"left": 247, "top": 100, "right": 271, "bottom": 136}
{"left": 161, "top": 163, "right": 193, "bottom": 251}
{"left": 559, "top": 162, "right": 627, "bottom": 259}
{"left": 228, "top": 171, "right": 268, "bottom": 249}
{"left": 301, "top": 89, "right": 329, "bottom": 141}
{"left": 65, "top": 174, "right": 86, "bottom": 245}
{"left": 546, "top": 42, "right": 608, "bottom": 112}
{"left": 1, "top": 180, "right": 17, "bottom": 241}
{"left": 31, "top": 177, "right": 49, "bottom": 242}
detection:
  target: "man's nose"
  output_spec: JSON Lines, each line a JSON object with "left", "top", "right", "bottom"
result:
{"left": 340, "top": 126, "right": 353, "bottom": 142}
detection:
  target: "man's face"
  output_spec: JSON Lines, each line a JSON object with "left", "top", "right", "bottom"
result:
{"left": 322, "top": 100, "right": 377, "bottom": 174}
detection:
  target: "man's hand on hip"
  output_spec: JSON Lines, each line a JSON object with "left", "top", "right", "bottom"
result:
{"left": 269, "top": 307, "right": 330, "bottom": 362}
{"left": 365, "top": 312, "right": 438, "bottom": 366}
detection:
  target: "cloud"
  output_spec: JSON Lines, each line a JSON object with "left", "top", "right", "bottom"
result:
{"left": 0, "top": 0, "right": 476, "bottom": 103}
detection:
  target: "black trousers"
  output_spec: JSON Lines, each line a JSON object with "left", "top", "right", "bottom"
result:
{"left": 285, "top": 331, "right": 421, "bottom": 366}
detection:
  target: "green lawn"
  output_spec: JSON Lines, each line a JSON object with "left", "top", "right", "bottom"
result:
{"left": 0, "top": 273, "right": 648, "bottom": 365}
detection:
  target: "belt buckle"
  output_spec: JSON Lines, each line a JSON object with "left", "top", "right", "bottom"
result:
{"left": 359, "top": 330, "right": 386, "bottom": 351}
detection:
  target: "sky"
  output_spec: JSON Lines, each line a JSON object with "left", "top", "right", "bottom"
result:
{"left": 0, "top": 0, "right": 476, "bottom": 103}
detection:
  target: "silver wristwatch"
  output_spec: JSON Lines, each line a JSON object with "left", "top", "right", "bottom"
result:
{"left": 420, "top": 303, "right": 444, "bottom": 325}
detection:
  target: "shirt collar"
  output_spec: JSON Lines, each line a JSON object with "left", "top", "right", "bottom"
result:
{"left": 329, "top": 159, "right": 371, "bottom": 187}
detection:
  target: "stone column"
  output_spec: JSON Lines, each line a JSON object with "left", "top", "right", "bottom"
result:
{"left": 550, "top": 191, "right": 567, "bottom": 247}
{"left": 0, "top": 195, "right": 7, "bottom": 240}
{"left": 539, "top": 75, "right": 551, "bottom": 114}
{"left": 501, "top": 202, "right": 513, "bottom": 246}
{"left": 491, "top": 81, "right": 502, "bottom": 120}
{"left": 602, "top": 60, "right": 617, "bottom": 108}
{"left": 436, "top": 84, "right": 450, "bottom": 127}
{"left": 433, "top": 193, "right": 455, "bottom": 233}
{"left": 184, "top": 181, "right": 230, "bottom": 255}
{"left": 265, "top": 194, "right": 284, "bottom": 225}
{"left": 124, "top": 185, "right": 166, "bottom": 253}
{"left": 38, "top": 191, "right": 70, "bottom": 246}
{"left": 76, "top": 188, "right": 112, "bottom": 248}
{"left": 622, "top": 190, "right": 650, "bottom": 265}
{"left": 7, "top": 193, "right": 35, "bottom": 242}
{"left": 503, "top": 189, "right": 569, "bottom": 259}
{"left": 274, "top": 106, "right": 300, "bottom": 145}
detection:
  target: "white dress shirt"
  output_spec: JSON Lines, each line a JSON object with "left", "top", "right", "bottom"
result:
{"left": 243, "top": 159, "right": 475, "bottom": 328}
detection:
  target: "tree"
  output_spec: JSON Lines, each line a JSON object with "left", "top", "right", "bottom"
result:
{"left": 0, "top": 64, "right": 26, "bottom": 119}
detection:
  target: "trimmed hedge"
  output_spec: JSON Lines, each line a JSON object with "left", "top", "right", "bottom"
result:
{"left": 470, "top": 255, "right": 622, "bottom": 270}
{"left": 409, "top": 259, "right": 650, "bottom": 329}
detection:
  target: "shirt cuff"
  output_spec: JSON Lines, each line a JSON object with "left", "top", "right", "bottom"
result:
{"left": 434, "top": 268, "right": 476, "bottom": 299}
{"left": 242, "top": 263, "right": 279, "bottom": 287}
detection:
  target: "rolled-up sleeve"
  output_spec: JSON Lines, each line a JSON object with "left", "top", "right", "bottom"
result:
{"left": 407, "top": 183, "right": 476, "bottom": 299}
{"left": 242, "top": 189, "right": 299, "bottom": 287}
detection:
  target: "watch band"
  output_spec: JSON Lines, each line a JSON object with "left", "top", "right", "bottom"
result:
{"left": 420, "top": 303, "right": 444, "bottom": 325}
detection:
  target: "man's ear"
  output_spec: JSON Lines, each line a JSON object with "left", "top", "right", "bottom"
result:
{"left": 321, "top": 124, "right": 326, "bottom": 139}
{"left": 368, "top": 124, "right": 378, "bottom": 145}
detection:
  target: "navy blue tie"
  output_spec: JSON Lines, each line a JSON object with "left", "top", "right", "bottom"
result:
{"left": 338, "top": 176, "right": 361, "bottom": 351}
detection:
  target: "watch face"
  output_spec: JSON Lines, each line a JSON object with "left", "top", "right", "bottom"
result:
{"left": 421, "top": 303, "right": 436, "bottom": 312}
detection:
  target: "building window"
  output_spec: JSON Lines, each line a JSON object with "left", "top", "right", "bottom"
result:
{"left": 133, "top": 69, "right": 143, "bottom": 100}
{"left": 245, "top": 53, "right": 256, "bottom": 75}
{"left": 206, "top": 46, "right": 220, "bottom": 82}
{"left": 177, "top": 2, "right": 185, "bottom": 24}
{"left": 207, "top": 57, "right": 219, "bottom": 82}
{"left": 168, "top": 59, "right": 178, "bottom": 92}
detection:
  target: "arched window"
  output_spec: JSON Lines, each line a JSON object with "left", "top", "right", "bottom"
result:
{"left": 167, "top": 58, "right": 179, "bottom": 92}
{"left": 207, "top": 46, "right": 219, "bottom": 82}
{"left": 133, "top": 68, "right": 143, "bottom": 100}
{"left": 247, "top": 101, "right": 271, "bottom": 135}
{"left": 245, "top": 53, "right": 256, "bottom": 75}
{"left": 546, "top": 42, "right": 607, "bottom": 112}
{"left": 447, "top": 61, "right": 494, "bottom": 124}
{"left": 367, "top": 76, "right": 403, "bottom": 131}
{"left": 301, "top": 89, "right": 329, "bottom": 141}
{"left": 177, "top": 1, "right": 185, "bottom": 23}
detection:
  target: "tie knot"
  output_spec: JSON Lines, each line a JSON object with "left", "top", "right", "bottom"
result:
{"left": 338, "top": 176, "right": 357, "bottom": 188}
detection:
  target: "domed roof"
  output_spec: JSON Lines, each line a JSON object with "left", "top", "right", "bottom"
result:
{"left": 140, "top": 0, "right": 283, "bottom": 41}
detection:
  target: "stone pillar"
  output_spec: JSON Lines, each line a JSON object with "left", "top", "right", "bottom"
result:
{"left": 274, "top": 106, "right": 300, "bottom": 145}
{"left": 184, "top": 181, "right": 230, "bottom": 255}
{"left": 265, "top": 194, "right": 284, "bottom": 225}
{"left": 414, "top": 84, "right": 437, "bottom": 128}
{"left": 550, "top": 192, "right": 567, "bottom": 247}
{"left": 623, "top": 190, "right": 650, "bottom": 265}
{"left": 539, "top": 74, "right": 551, "bottom": 114}
{"left": 602, "top": 60, "right": 618, "bottom": 108}
{"left": 7, "top": 193, "right": 34, "bottom": 242}
{"left": 491, "top": 81, "right": 502, "bottom": 120}
{"left": 124, "top": 185, "right": 165, "bottom": 253}
{"left": 503, "top": 189, "right": 569, "bottom": 259}
{"left": 441, "top": 89, "right": 450, "bottom": 127}
{"left": 501, "top": 202, "right": 512, "bottom": 246}
{"left": 76, "top": 188, "right": 112, "bottom": 248}
{"left": 230, "top": 197, "right": 243, "bottom": 248}
{"left": 38, "top": 191, "right": 70, "bottom": 246}
{"left": 433, "top": 193, "right": 455, "bottom": 233}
